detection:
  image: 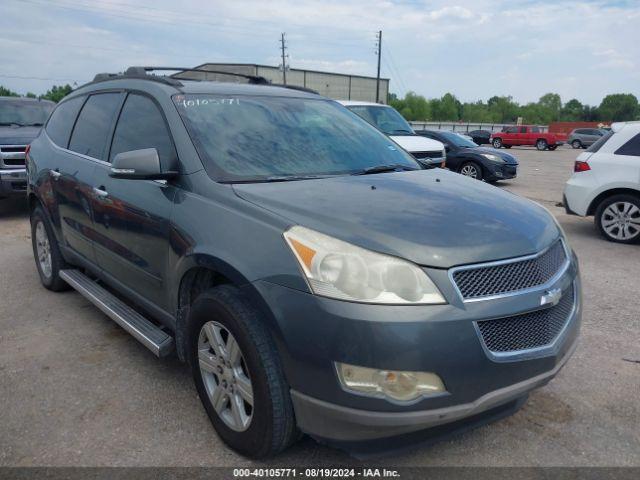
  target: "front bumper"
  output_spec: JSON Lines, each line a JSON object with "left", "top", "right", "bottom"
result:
{"left": 291, "top": 337, "right": 577, "bottom": 441}
{"left": 253, "top": 252, "right": 581, "bottom": 442}
{"left": 486, "top": 162, "right": 518, "bottom": 180}
{"left": 0, "top": 168, "right": 27, "bottom": 198}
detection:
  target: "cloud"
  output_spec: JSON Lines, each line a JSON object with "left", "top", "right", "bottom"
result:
{"left": 0, "top": 0, "right": 638, "bottom": 104}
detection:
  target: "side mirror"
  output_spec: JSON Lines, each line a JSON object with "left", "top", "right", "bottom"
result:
{"left": 109, "top": 148, "right": 178, "bottom": 180}
{"left": 445, "top": 145, "right": 451, "bottom": 152}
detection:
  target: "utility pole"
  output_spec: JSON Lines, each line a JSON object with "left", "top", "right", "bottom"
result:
{"left": 375, "top": 30, "right": 382, "bottom": 103}
{"left": 280, "top": 32, "right": 288, "bottom": 85}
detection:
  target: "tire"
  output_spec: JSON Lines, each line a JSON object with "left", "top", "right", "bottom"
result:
{"left": 30, "top": 205, "right": 70, "bottom": 291}
{"left": 536, "top": 139, "right": 548, "bottom": 151}
{"left": 594, "top": 194, "right": 640, "bottom": 244}
{"left": 571, "top": 140, "right": 582, "bottom": 149}
{"left": 492, "top": 138, "right": 502, "bottom": 148}
{"left": 188, "top": 285, "right": 299, "bottom": 458}
{"left": 459, "top": 161, "right": 483, "bottom": 181}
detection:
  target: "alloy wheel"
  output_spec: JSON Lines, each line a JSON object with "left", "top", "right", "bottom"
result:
{"left": 601, "top": 202, "right": 640, "bottom": 241}
{"left": 460, "top": 164, "right": 479, "bottom": 179}
{"left": 198, "top": 321, "right": 254, "bottom": 432}
{"left": 35, "top": 221, "right": 52, "bottom": 279}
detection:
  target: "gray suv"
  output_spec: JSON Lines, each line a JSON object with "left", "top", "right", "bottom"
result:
{"left": 568, "top": 128, "right": 607, "bottom": 149}
{"left": 27, "top": 67, "right": 581, "bottom": 458}
{"left": 1, "top": 96, "right": 54, "bottom": 198}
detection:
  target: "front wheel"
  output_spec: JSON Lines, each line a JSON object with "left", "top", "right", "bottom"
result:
{"left": 459, "top": 162, "right": 483, "bottom": 180}
{"left": 571, "top": 140, "right": 582, "bottom": 149}
{"left": 30, "top": 205, "right": 70, "bottom": 291}
{"left": 595, "top": 195, "right": 640, "bottom": 244}
{"left": 188, "top": 285, "right": 299, "bottom": 458}
{"left": 536, "top": 139, "right": 548, "bottom": 151}
{"left": 492, "top": 138, "right": 502, "bottom": 148}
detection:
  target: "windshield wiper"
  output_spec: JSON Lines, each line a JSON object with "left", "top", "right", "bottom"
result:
{"left": 0, "top": 122, "right": 25, "bottom": 127}
{"left": 353, "top": 164, "right": 418, "bottom": 176}
{"left": 389, "top": 129, "right": 414, "bottom": 135}
{"left": 26, "top": 122, "right": 44, "bottom": 127}
{"left": 263, "top": 174, "right": 334, "bottom": 182}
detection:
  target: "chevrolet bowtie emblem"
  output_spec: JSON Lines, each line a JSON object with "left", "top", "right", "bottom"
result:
{"left": 540, "top": 288, "right": 562, "bottom": 307}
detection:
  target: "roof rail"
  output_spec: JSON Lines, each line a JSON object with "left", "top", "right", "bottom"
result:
{"left": 270, "top": 83, "right": 319, "bottom": 95}
{"left": 140, "top": 66, "right": 270, "bottom": 85}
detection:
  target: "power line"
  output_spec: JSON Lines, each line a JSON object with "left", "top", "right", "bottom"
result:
{"left": 383, "top": 46, "right": 409, "bottom": 95}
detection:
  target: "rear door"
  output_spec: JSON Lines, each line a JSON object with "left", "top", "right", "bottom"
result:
{"left": 90, "top": 92, "right": 178, "bottom": 311}
{"left": 50, "top": 93, "right": 123, "bottom": 264}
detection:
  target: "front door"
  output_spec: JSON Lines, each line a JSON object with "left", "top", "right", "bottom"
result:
{"left": 90, "top": 92, "right": 178, "bottom": 311}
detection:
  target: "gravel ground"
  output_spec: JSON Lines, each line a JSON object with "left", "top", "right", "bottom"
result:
{"left": 0, "top": 146, "right": 638, "bottom": 467}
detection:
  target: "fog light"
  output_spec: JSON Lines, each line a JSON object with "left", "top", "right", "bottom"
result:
{"left": 336, "top": 363, "right": 445, "bottom": 402}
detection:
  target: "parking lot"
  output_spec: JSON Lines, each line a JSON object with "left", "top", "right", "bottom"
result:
{"left": 1, "top": 146, "right": 639, "bottom": 467}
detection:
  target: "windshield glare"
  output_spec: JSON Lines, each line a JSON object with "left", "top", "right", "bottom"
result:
{"left": 0, "top": 99, "right": 54, "bottom": 126}
{"left": 440, "top": 131, "right": 477, "bottom": 148}
{"left": 174, "top": 95, "right": 419, "bottom": 182}
{"left": 346, "top": 105, "right": 414, "bottom": 135}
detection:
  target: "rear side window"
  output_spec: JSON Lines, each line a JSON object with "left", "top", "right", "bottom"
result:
{"left": 69, "top": 93, "right": 121, "bottom": 160}
{"left": 586, "top": 130, "right": 614, "bottom": 153}
{"left": 45, "top": 96, "right": 84, "bottom": 148}
{"left": 109, "top": 94, "right": 177, "bottom": 167}
{"left": 615, "top": 133, "right": 640, "bottom": 156}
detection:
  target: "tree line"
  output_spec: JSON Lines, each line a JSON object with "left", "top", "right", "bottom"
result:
{"left": 388, "top": 91, "right": 640, "bottom": 124}
{"left": 0, "top": 84, "right": 74, "bottom": 103}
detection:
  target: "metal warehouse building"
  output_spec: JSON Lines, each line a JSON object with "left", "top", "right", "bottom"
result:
{"left": 175, "top": 63, "right": 389, "bottom": 104}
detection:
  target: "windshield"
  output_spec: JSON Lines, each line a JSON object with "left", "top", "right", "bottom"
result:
{"left": 346, "top": 105, "right": 414, "bottom": 135}
{"left": 439, "top": 131, "right": 477, "bottom": 148}
{"left": 174, "top": 95, "right": 419, "bottom": 182}
{"left": 0, "top": 99, "right": 54, "bottom": 126}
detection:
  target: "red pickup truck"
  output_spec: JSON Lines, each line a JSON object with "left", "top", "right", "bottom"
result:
{"left": 490, "top": 125, "right": 566, "bottom": 151}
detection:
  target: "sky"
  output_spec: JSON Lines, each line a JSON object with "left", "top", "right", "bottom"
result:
{"left": 1, "top": 0, "right": 639, "bottom": 106}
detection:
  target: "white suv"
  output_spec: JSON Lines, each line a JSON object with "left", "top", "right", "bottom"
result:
{"left": 563, "top": 121, "right": 640, "bottom": 244}
{"left": 338, "top": 101, "right": 446, "bottom": 169}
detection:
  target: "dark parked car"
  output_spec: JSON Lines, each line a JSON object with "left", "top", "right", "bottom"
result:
{"left": 417, "top": 130, "right": 518, "bottom": 182}
{"left": 567, "top": 128, "right": 607, "bottom": 149}
{"left": 0, "top": 96, "right": 54, "bottom": 198}
{"left": 467, "top": 129, "right": 492, "bottom": 145}
{"left": 27, "top": 67, "right": 581, "bottom": 458}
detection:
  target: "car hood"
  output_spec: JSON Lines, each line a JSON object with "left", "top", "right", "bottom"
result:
{"left": 0, "top": 126, "right": 41, "bottom": 145}
{"left": 459, "top": 146, "right": 518, "bottom": 164}
{"left": 233, "top": 169, "right": 559, "bottom": 268}
{"left": 390, "top": 134, "right": 444, "bottom": 154}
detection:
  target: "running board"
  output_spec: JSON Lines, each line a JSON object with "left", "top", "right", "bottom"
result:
{"left": 60, "top": 269, "right": 174, "bottom": 357}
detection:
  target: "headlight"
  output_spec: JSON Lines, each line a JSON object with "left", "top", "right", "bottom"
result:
{"left": 481, "top": 153, "right": 501, "bottom": 161}
{"left": 283, "top": 226, "right": 445, "bottom": 304}
{"left": 336, "top": 363, "right": 446, "bottom": 402}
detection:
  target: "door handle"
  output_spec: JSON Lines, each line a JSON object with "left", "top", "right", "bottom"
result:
{"left": 50, "top": 169, "right": 61, "bottom": 180}
{"left": 93, "top": 186, "right": 109, "bottom": 198}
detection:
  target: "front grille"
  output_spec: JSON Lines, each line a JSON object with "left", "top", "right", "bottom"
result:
{"left": 477, "top": 287, "right": 575, "bottom": 353}
{"left": 0, "top": 146, "right": 26, "bottom": 153}
{"left": 452, "top": 240, "right": 567, "bottom": 300}
{"left": 412, "top": 151, "right": 443, "bottom": 159}
{"left": 3, "top": 158, "right": 25, "bottom": 166}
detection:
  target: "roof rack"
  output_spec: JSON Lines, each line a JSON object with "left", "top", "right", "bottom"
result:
{"left": 87, "top": 66, "right": 320, "bottom": 94}
{"left": 146, "top": 66, "right": 270, "bottom": 85}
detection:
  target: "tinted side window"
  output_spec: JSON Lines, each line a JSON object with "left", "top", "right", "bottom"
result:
{"left": 506, "top": 127, "right": 518, "bottom": 133}
{"left": 575, "top": 129, "right": 586, "bottom": 135}
{"left": 69, "top": 93, "right": 121, "bottom": 160}
{"left": 531, "top": 126, "right": 540, "bottom": 133}
{"left": 45, "top": 96, "right": 85, "bottom": 148}
{"left": 615, "top": 133, "right": 640, "bottom": 156}
{"left": 110, "top": 94, "right": 176, "bottom": 167}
